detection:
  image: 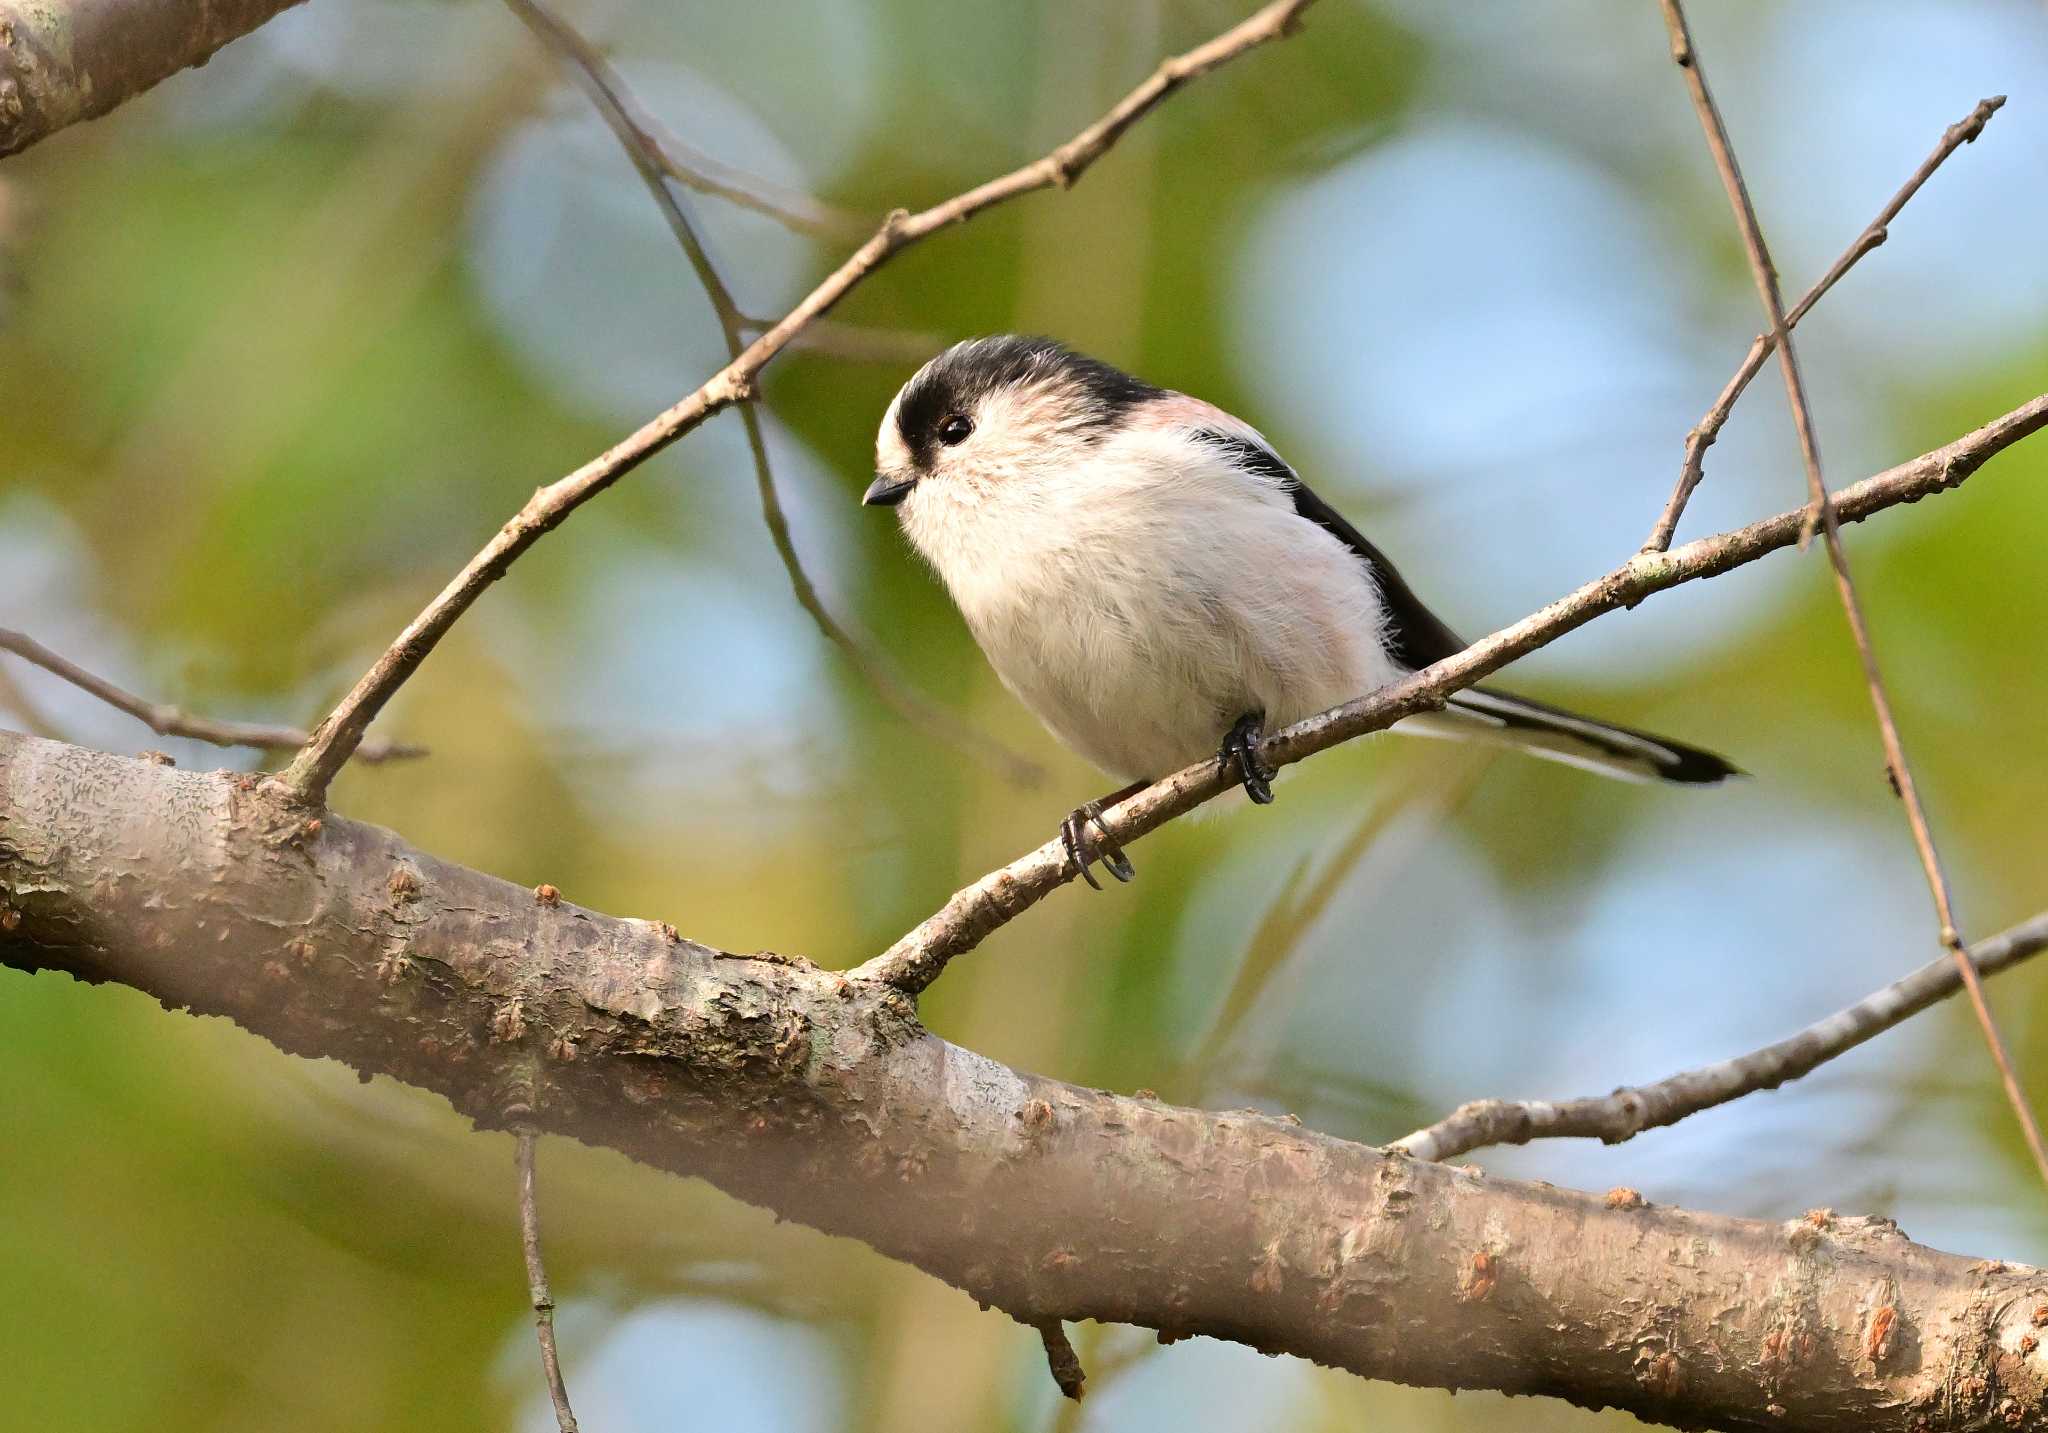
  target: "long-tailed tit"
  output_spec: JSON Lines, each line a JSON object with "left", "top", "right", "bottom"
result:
{"left": 865, "top": 335, "right": 1736, "bottom": 886}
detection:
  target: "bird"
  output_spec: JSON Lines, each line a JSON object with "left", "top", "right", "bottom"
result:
{"left": 863, "top": 335, "right": 1737, "bottom": 887}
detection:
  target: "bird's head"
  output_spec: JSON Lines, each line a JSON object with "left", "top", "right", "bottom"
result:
{"left": 865, "top": 335, "right": 1161, "bottom": 510}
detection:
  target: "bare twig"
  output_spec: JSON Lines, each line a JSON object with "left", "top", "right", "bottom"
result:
{"left": 1394, "top": 909, "right": 2048, "bottom": 1163}
{"left": 1035, "top": 1318, "right": 1086, "bottom": 1401}
{"left": 280, "top": 0, "right": 1322, "bottom": 804}
{"left": 1641, "top": 95, "right": 2005, "bottom": 553}
{"left": 506, "top": 0, "right": 1043, "bottom": 787}
{"left": 504, "top": 0, "right": 867, "bottom": 241}
{"left": 516, "top": 1131, "right": 580, "bottom": 1433}
{"left": 1655, "top": 0, "right": 2048, "bottom": 1188}
{"left": 0, "top": 628, "right": 423, "bottom": 764}
{"left": 736, "top": 314, "right": 948, "bottom": 366}
{"left": 850, "top": 395, "right": 2048, "bottom": 994}
{"left": 641, "top": 130, "right": 871, "bottom": 244}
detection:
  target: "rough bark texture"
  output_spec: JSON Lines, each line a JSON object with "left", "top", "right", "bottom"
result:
{"left": 0, "top": 0, "right": 307, "bottom": 156}
{"left": 4, "top": 727, "right": 2047, "bottom": 1432}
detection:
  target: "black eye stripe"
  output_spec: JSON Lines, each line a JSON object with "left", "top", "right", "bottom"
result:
{"left": 895, "top": 336, "right": 1162, "bottom": 466}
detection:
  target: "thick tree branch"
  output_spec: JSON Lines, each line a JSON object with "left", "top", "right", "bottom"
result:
{"left": 277, "top": 0, "right": 1323, "bottom": 803}
{"left": 1394, "top": 909, "right": 2048, "bottom": 1163}
{"left": 856, "top": 395, "right": 2048, "bottom": 994}
{"left": 1641, "top": 94, "right": 2005, "bottom": 552}
{"left": 1657, "top": 0, "right": 2048, "bottom": 1187}
{"left": 6, "top": 727, "right": 2048, "bottom": 1431}
{"left": 0, "top": 627, "right": 423, "bottom": 764}
{"left": 0, "top": 0, "right": 307, "bottom": 157}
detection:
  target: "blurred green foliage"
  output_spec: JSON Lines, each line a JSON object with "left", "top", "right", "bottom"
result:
{"left": 3, "top": 2, "right": 2046, "bottom": 1430}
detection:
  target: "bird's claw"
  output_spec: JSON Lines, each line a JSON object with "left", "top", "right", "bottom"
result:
{"left": 1221, "top": 712, "right": 1277, "bottom": 804}
{"left": 1061, "top": 799, "right": 1134, "bottom": 889}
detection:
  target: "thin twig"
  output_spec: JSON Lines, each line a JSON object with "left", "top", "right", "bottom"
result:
{"left": 1641, "top": 95, "right": 2005, "bottom": 553}
{"left": 516, "top": 1131, "right": 581, "bottom": 1433}
{"left": 1394, "top": 909, "right": 2048, "bottom": 1163}
{"left": 849, "top": 395, "right": 2048, "bottom": 994}
{"left": 1655, "top": 0, "right": 2048, "bottom": 1188}
{"left": 643, "top": 132, "right": 872, "bottom": 244}
{"left": 280, "top": 0, "right": 1322, "bottom": 803}
{"left": 736, "top": 314, "right": 947, "bottom": 366}
{"left": 509, "top": 0, "right": 867, "bottom": 242}
{"left": 0, "top": 627, "right": 423, "bottom": 764}
{"left": 505, "top": 0, "right": 1043, "bottom": 786}
{"left": 1035, "top": 1319, "right": 1086, "bottom": 1402}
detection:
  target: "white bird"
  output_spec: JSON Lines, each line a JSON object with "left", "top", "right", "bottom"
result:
{"left": 865, "top": 336, "right": 1736, "bottom": 885}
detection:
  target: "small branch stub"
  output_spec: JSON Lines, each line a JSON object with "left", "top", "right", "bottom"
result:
{"left": 1036, "top": 1319, "right": 1086, "bottom": 1401}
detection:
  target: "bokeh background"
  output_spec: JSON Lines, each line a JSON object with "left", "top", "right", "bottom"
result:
{"left": 5, "top": 0, "right": 2048, "bottom": 1428}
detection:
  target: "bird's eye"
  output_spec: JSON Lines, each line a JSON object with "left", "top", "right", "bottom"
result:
{"left": 937, "top": 414, "right": 974, "bottom": 446}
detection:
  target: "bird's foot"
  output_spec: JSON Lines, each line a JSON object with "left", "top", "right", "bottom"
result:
{"left": 1220, "top": 712, "right": 1277, "bottom": 804}
{"left": 1060, "top": 798, "right": 1136, "bottom": 890}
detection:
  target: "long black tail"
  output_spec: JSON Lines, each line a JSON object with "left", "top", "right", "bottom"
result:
{"left": 1434, "top": 687, "right": 1740, "bottom": 785}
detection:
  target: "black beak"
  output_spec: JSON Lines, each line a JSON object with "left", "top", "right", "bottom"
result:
{"left": 863, "top": 471, "right": 917, "bottom": 507}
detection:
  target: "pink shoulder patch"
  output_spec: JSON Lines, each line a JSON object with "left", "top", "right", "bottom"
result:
{"left": 1129, "top": 392, "right": 1271, "bottom": 449}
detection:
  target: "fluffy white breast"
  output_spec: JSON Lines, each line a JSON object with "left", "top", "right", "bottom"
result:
{"left": 894, "top": 420, "right": 1401, "bottom": 782}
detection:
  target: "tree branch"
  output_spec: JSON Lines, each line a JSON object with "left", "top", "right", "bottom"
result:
{"left": 515, "top": 1131, "right": 581, "bottom": 1433}
{"left": 276, "top": 0, "right": 1323, "bottom": 804}
{"left": 1641, "top": 94, "right": 2006, "bottom": 553}
{"left": 7, "top": 727, "right": 2048, "bottom": 1431}
{"left": 505, "top": 0, "right": 1044, "bottom": 787}
{"left": 499, "top": 0, "right": 868, "bottom": 242}
{"left": 0, "top": 627, "right": 423, "bottom": 764}
{"left": 736, "top": 314, "right": 947, "bottom": 366}
{"left": 855, "top": 394, "right": 2048, "bottom": 994}
{"left": 1394, "top": 908, "right": 2048, "bottom": 1163}
{"left": 1656, "top": 0, "right": 2048, "bottom": 1187}
{"left": 0, "top": 0, "right": 307, "bottom": 157}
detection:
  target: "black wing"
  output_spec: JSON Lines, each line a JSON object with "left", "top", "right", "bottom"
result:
{"left": 1190, "top": 429, "right": 1466, "bottom": 671}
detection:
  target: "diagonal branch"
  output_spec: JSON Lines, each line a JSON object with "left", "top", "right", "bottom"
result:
{"left": 0, "top": 627, "right": 424, "bottom": 764}
{"left": 1654, "top": 0, "right": 2048, "bottom": 1188}
{"left": 736, "top": 313, "right": 946, "bottom": 366}
{"left": 853, "top": 394, "right": 2048, "bottom": 994}
{"left": 506, "top": 0, "right": 1043, "bottom": 787}
{"left": 502, "top": 0, "right": 868, "bottom": 242}
{"left": 278, "top": 0, "right": 1323, "bottom": 804}
{"left": 1393, "top": 908, "right": 2048, "bottom": 1163}
{"left": 1641, "top": 95, "right": 2006, "bottom": 552}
